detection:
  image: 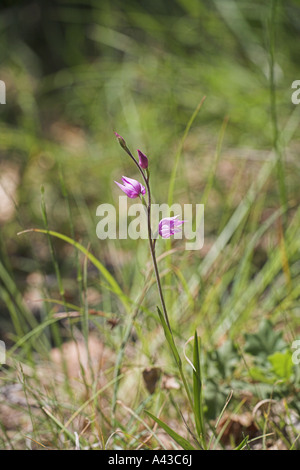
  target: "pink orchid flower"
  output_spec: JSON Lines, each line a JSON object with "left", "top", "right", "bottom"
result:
{"left": 158, "top": 215, "right": 185, "bottom": 239}
{"left": 114, "top": 176, "right": 146, "bottom": 199}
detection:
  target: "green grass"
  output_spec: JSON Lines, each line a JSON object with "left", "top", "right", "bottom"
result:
{"left": 0, "top": 0, "right": 300, "bottom": 450}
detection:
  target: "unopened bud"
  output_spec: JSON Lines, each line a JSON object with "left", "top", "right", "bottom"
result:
{"left": 114, "top": 132, "right": 127, "bottom": 150}
{"left": 137, "top": 149, "right": 148, "bottom": 169}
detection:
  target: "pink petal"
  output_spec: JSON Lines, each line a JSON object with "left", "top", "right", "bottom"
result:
{"left": 114, "top": 181, "right": 139, "bottom": 198}
{"left": 122, "top": 176, "right": 146, "bottom": 196}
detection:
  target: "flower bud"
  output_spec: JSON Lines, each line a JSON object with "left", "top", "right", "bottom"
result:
{"left": 137, "top": 149, "right": 148, "bottom": 169}
{"left": 114, "top": 132, "right": 127, "bottom": 150}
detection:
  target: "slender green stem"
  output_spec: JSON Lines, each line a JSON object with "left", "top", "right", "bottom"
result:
{"left": 119, "top": 141, "right": 194, "bottom": 411}
{"left": 121, "top": 145, "right": 172, "bottom": 331}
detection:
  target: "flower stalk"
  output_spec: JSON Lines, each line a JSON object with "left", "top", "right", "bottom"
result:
{"left": 114, "top": 133, "right": 194, "bottom": 413}
{"left": 115, "top": 134, "right": 172, "bottom": 331}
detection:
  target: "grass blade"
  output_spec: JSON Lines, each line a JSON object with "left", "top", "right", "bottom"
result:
{"left": 167, "top": 96, "right": 206, "bottom": 208}
{"left": 193, "top": 332, "right": 206, "bottom": 447}
{"left": 145, "top": 410, "right": 196, "bottom": 450}
{"left": 17, "top": 228, "right": 131, "bottom": 312}
{"left": 156, "top": 306, "right": 181, "bottom": 367}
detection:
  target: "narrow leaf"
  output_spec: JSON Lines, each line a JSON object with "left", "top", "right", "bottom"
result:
{"left": 145, "top": 410, "right": 196, "bottom": 450}
{"left": 193, "top": 332, "right": 205, "bottom": 444}
{"left": 157, "top": 306, "right": 181, "bottom": 367}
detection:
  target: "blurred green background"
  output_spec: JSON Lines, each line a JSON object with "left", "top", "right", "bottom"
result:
{"left": 0, "top": 0, "right": 299, "bottom": 347}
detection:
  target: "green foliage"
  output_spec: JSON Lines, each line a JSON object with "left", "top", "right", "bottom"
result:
{"left": 207, "top": 340, "right": 240, "bottom": 379}
{"left": 243, "top": 320, "right": 298, "bottom": 401}
{"left": 203, "top": 320, "right": 299, "bottom": 421}
{"left": 268, "top": 351, "right": 293, "bottom": 380}
{"left": 244, "top": 319, "right": 287, "bottom": 362}
{"left": 204, "top": 340, "right": 240, "bottom": 419}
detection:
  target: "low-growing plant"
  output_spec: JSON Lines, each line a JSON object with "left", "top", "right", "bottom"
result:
{"left": 113, "top": 132, "right": 206, "bottom": 449}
